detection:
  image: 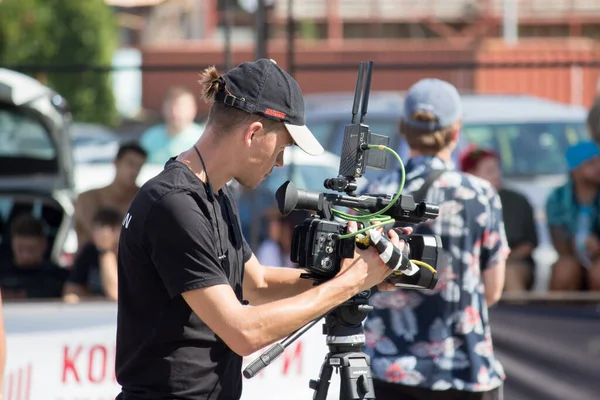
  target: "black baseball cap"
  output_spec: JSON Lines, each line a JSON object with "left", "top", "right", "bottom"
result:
{"left": 213, "top": 58, "right": 324, "bottom": 156}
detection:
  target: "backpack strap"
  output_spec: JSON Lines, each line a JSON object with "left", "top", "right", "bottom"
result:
{"left": 411, "top": 169, "right": 445, "bottom": 202}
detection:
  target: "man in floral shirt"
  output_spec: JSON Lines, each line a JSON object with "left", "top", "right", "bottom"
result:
{"left": 363, "top": 78, "right": 509, "bottom": 400}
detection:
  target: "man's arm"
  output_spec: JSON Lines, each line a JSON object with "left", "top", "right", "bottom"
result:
{"left": 183, "top": 236, "right": 395, "bottom": 356}
{"left": 242, "top": 254, "right": 314, "bottom": 306}
{"left": 99, "top": 251, "right": 118, "bottom": 301}
{"left": 549, "top": 227, "right": 573, "bottom": 256}
{"left": 63, "top": 244, "right": 96, "bottom": 303}
{"left": 146, "top": 193, "right": 397, "bottom": 357}
{"left": 74, "top": 192, "right": 95, "bottom": 250}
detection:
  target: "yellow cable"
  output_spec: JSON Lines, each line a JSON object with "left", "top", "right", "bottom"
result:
{"left": 390, "top": 259, "right": 436, "bottom": 275}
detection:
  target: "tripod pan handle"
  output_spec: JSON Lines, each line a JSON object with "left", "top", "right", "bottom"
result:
{"left": 243, "top": 343, "right": 285, "bottom": 379}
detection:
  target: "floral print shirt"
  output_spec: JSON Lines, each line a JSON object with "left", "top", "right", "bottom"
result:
{"left": 362, "top": 155, "right": 509, "bottom": 392}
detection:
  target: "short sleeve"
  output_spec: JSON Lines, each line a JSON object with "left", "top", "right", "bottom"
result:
{"left": 480, "top": 185, "right": 510, "bottom": 271}
{"left": 145, "top": 192, "right": 230, "bottom": 298}
{"left": 242, "top": 237, "right": 252, "bottom": 263}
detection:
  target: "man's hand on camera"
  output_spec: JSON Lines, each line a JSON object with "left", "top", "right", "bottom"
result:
{"left": 376, "top": 226, "right": 413, "bottom": 291}
{"left": 337, "top": 221, "right": 411, "bottom": 293}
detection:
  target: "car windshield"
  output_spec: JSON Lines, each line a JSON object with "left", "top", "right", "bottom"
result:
{"left": 461, "top": 122, "right": 589, "bottom": 176}
{"left": 0, "top": 106, "right": 55, "bottom": 160}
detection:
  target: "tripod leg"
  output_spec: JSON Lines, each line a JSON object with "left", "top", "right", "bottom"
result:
{"left": 310, "top": 354, "right": 335, "bottom": 400}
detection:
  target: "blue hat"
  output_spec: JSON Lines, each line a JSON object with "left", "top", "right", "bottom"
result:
{"left": 403, "top": 78, "right": 462, "bottom": 132}
{"left": 565, "top": 141, "right": 600, "bottom": 171}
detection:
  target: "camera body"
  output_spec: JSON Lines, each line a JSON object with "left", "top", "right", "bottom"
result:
{"left": 290, "top": 217, "right": 355, "bottom": 279}
{"left": 288, "top": 209, "right": 441, "bottom": 289}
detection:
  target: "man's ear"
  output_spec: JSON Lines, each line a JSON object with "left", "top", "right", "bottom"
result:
{"left": 243, "top": 121, "right": 264, "bottom": 147}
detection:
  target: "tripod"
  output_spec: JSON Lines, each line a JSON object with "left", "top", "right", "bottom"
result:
{"left": 243, "top": 294, "right": 376, "bottom": 400}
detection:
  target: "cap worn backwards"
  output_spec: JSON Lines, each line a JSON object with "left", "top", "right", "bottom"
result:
{"left": 213, "top": 58, "right": 324, "bottom": 156}
{"left": 565, "top": 140, "right": 600, "bottom": 171}
{"left": 403, "top": 78, "right": 462, "bottom": 133}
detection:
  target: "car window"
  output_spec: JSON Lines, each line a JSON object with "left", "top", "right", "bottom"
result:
{"left": 265, "top": 164, "right": 340, "bottom": 194}
{"left": 0, "top": 107, "right": 55, "bottom": 159}
{"left": 305, "top": 120, "right": 337, "bottom": 146}
{"left": 461, "top": 122, "right": 589, "bottom": 176}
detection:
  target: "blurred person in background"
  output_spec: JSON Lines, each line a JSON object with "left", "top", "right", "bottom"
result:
{"left": 0, "top": 290, "right": 4, "bottom": 393}
{"left": 75, "top": 142, "right": 146, "bottom": 251}
{"left": 256, "top": 207, "right": 308, "bottom": 268}
{"left": 546, "top": 141, "right": 600, "bottom": 291}
{"left": 587, "top": 97, "right": 600, "bottom": 145}
{"left": 140, "top": 86, "right": 205, "bottom": 164}
{"left": 460, "top": 145, "right": 538, "bottom": 292}
{"left": 63, "top": 207, "right": 122, "bottom": 303}
{"left": 0, "top": 214, "right": 68, "bottom": 299}
{"left": 362, "top": 79, "right": 509, "bottom": 400}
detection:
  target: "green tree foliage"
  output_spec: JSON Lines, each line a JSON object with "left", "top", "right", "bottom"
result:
{"left": 0, "top": 0, "right": 119, "bottom": 126}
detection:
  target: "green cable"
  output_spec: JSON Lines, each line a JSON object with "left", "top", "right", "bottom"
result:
{"left": 332, "top": 144, "right": 405, "bottom": 221}
{"left": 336, "top": 218, "right": 395, "bottom": 239}
{"left": 332, "top": 145, "right": 407, "bottom": 239}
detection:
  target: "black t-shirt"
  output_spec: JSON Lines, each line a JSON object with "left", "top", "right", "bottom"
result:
{"left": 498, "top": 188, "right": 538, "bottom": 265}
{"left": 67, "top": 243, "right": 104, "bottom": 295}
{"left": 115, "top": 158, "right": 252, "bottom": 400}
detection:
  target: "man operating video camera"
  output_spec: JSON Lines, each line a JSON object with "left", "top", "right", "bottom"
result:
{"left": 114, "top": 59, "right": 408, "bottom": 400}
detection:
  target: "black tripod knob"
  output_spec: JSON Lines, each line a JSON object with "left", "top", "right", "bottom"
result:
{"left": 309, "top": 379, "right": 319, "bottom": 390}
{"left": 357, "top": 374, "right": 372, "bottom": 395}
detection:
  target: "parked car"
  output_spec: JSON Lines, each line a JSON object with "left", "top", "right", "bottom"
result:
{"left": 70, "top": 122, "right": 122, "bottom": 165}
{"left": 304, "top": 92, "right": 590, "bottom": 290}
{"left": 0, "top": 68, "right": 75, "bottom": 267}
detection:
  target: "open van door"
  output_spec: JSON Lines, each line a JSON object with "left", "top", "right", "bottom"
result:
{"left": 0, "top": 69, "right": 76, "bottom": 266}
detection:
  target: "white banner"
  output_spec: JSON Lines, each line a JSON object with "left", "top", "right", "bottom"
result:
{"left": 4, "top": 302, "right": 342, "bottom": 400}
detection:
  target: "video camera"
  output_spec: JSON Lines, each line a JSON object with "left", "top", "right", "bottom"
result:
{"left": 275, "top": 61, "right": 442, "bottom": 290}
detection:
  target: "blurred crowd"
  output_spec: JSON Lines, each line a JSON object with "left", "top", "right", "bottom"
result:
{"left": 1, "top": 84, "right": 600, "bottom": 302}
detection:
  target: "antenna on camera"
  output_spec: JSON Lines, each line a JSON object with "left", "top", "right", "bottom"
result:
{"left": 324, "top": 60, "right": 388, "bottom": 196}
{"left": 360, "top": 61, "right": 373, "bottom": 124}
{"left": 351, "top": 62, "right": 366, "bottom": 124}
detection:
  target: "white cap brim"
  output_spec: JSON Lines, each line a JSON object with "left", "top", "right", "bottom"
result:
{"left": 284, "top": 123, "right": 324, "bottom": 156}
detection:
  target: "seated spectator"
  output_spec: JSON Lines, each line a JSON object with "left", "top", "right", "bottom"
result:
{"left": 256, "top": 207, "right": 308, "bottom": 268}
{"left": 63, "top": 207, "right": 121, "bottom": 303}
{"left": 546, "top": 141, "right": 600, "bottom": 291}
{"left": 140, "top": 86, "right": 204, "bottom": 164}
{"left": 587, "top": 97, "right": 600, "bottom": 145}
{"left": 0, "top": 214, "right": 68, "bottom": 299}
{"left": 75, "top": 142, "right": 146, "bottom": 251}
{"left": 461, "top": 145, "right": 538, "bottom": 292}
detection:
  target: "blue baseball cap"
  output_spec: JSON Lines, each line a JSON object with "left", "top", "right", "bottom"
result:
{"left": 565, "top": 141, "right": 600, "bottom": 171}
{"left": 402, "top": 78, "right": 462, "bottom": 132}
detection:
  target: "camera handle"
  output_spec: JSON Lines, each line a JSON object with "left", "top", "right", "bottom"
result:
{"left": 243, "top": 296, "right": 376, "bottom": 400}
{"left": 243, "top": 313, "right": 326, "bottom": 378}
